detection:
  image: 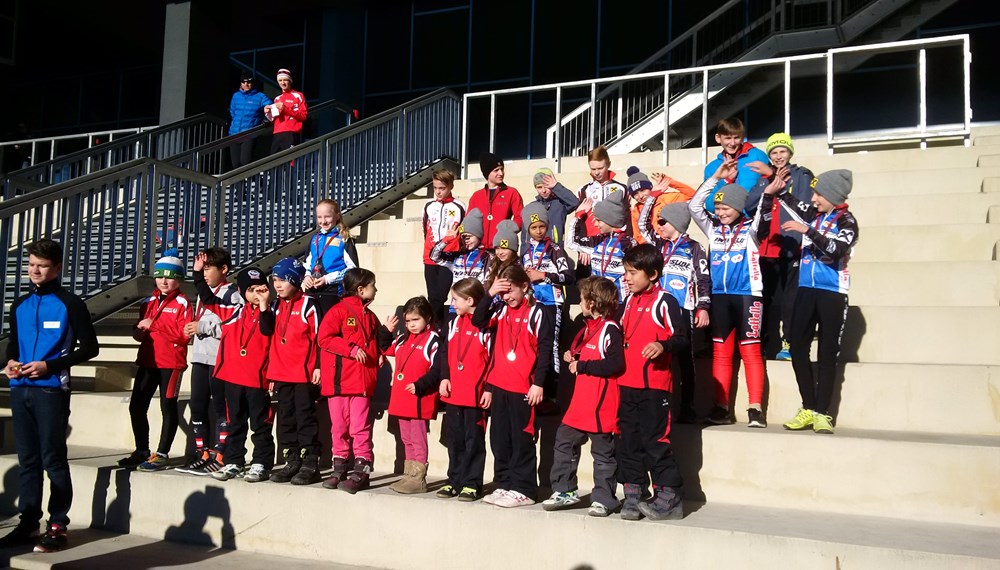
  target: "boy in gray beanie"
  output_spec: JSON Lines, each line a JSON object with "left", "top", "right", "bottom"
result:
{"left": 430, "top": 208, "right": 493, "bottom": 287}
{"left": 758, "top": 169, "right": 859, "bottom": 435}
{"left": 531, "top": 168, "right": 579, "bottom": 247}
{"left": 569, "top": 189, "right": 636, "bottom": 302}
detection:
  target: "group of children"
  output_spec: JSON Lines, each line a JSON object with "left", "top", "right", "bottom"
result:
{"left": 118, "top": 118, "right": 858, "bottom": 524}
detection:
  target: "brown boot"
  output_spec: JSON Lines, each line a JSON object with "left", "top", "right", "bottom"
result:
{"left": 389, "top": 460, "right": 414, "bottom": 493}
{"left": 394, "top": 461, "right": 428, "bottom": 494}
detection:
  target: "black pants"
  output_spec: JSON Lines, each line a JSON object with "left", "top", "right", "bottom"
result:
{"left": 788, "top": 288, "right": 848, "bottom": 415}
{"left": 443, "top": 403, "right": 487, "bottom": 491}
{"left": 309, "top": 291, "right": 342, "bottom": 320}
{"left": 223, "top": 383, "right": 275, "bottom": 469}
{"left": 274, "top": 381, "right": 321, "bottom": 457}
{"left": 760, "top": 256, "right": 799, "bottom": 358}
{"left": 617, "top": 386, "right": 682, "bottom": 490}
{"left": 538, "top": 303, "right": 562, "bottom": 396}
{"left": 190, "top": 363, "right": 229, "bottom": 453}
{"left": 550, "top": 424, "right": 618, "bottom": 508}
{"left": 129, "top": 367, "right": 182, "bottom": 455}
{"left": 489, "top": 386, "right": 537, "bottom": 498}
{"left": 11, "top": 387, "right": 72, "bottom": 527}
{"left": 269, "top": 131, "right": 300, "bottom": 155}
{"left": 229, "top": 138, "right": 254, "bottom": 170}
{"left": 674, "top": 308, "right": 696, "bottom": 410}
{"left": 424, "top": 264, "right": 453, "bottom": 328}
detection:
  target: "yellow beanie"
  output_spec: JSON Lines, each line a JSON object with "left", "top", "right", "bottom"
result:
{"left": 766, "top": 132, "right": 794, "bottom": 155}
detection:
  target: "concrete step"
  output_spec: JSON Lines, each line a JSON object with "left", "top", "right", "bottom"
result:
{"left": 0, "top": 447, "right": 997, "bottom": 569}
{"left": 5, "top": 527, "right": 352, "bottom": 570}
{"left": 976, "top": 135, "right": 1000, "bottom": 147}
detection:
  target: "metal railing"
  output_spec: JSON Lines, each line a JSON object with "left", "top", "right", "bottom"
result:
{"left": 0, "top": 89, "right": 461, "bottom": 336}
{"left": 0, "top": 126, "right": 156, "bottom": 171}
{"left": 461, "top": 34, "right": 972, "bottom": 172}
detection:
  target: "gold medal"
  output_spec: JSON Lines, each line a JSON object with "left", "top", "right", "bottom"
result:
{"left": 240, "top": 349, "right": 247, "bottom": 356}
{"left": 507, "top": 350, "right": 516, "bottom": 362}
{"left": 396, "top": 373, "right": 404, "bottom": 381}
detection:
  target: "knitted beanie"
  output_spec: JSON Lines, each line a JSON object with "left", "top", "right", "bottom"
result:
{"left": 713, "top": 183, "right": 748, "bottom": 213}
{"left": 237, "top": 267, "right": 268, "bottom": 297}
{"left": 626, "top": 166, "right": 653, "bottom": 195}
{"left": 272, "top": 257, "right": 306, "bottom": 287}
{"left": 812, "top": 169, "right": 853, "bottom": 206}
{"left": 479, "top": 152, "right": 503, "bottom": 179}
{"left": 457, "top": 209, "right": 485, "bottom": 239}
{"left": 521, "top": 201, "right": 549, "bottom": 228}
{"left": 766, "top": 132, "right": 795, "bottom": 155}
{"left": 492, "top": 220, "right": 520, "bottom": 251}
{"left": 153, "top": 248, "right": 184, "bottom": 279}
{"left": 533, "top": 167, "right": 554, "bottom": 187}
{"left": 276, "top": 68, "right": 292, "bottom": 82}
{"left": 592, "top": 190, "right": 628, "bottom": 229}
{"left": 658, "top": 202, "right": 692, "bottom": 233}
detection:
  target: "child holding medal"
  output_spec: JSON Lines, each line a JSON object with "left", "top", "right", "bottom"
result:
{"left": 302, "top": 199, "right": 359, "bottom": 316}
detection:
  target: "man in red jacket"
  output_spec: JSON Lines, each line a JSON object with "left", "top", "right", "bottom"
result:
{"left": 265, "top": 68, "right": 308, "bottom": 154}
{"left": 468, "top": 152, "right": 524, "bottom": 249}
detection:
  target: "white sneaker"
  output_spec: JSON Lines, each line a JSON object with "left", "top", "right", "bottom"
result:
{"left": 542, "top": 491, "right": 580, "bottom": 511}
{"left": 211, "top": 464, "right": 243, "bottom": 481}
{"left": 244, "top": 463, "right": 269, "bottom": 483}
{"left": 482, "top": 489, "right": 507, "bottom": 505}
{"left": 588, "top": 502, "right": 611, "bottom": 517}
{"left": 494, "top": 490, "right": 535, "bottom": 508}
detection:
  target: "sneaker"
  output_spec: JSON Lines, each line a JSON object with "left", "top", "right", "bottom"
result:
{"left": 747, "top": 408, "right": 767, "bottom": 428}
{"left": 457, "top": 487, "right": 480, "bottom": 502}
{"left": 776, "top": 340, "right": 792, "bottom": 361}
{"left": 436, "top": 484, "right": 458, "bottom": 499}
{"left": 493, "top": 490, "right": 535, "bottom": 508}
{"left": 542, "top": 491, "right": 580, "bottom": 511}
{"left": 175, "top": 451, "right": 211, "bottom": 475}
{"left": 117, "top": 450, "right": 150, "bottom": 468}
{"left": 482, "top": 489, "right": 507, "bottom": 505}
{"left": 244, "top": 463, "right": 269, "bottom": 483}
{"left": 33, "top": 524, "right": 67, "bottom": 553}
{"left": 137, "top": 453, "right": 170, "bottom": 472}
{"left": 704, "top": 405, "right": 733, "bottom": 425}
{"left": 813, "top": 413, "right": 835, "bottom": 434}
{"left": 588, "top": 502, "right": 611, "bottom": 518}
{"left": 192, "top": 452, "right": 225, "bottom": 476}
{"left": 783, "top": 408, "right": 815, "bottom": 431}
{"left": 212, "top": 464, "right": 244, "bottom": 481}
{"left": 0, "top": 521, "right": 39, "bottom": 547}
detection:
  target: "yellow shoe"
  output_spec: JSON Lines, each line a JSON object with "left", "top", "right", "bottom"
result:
{"left": 813, "top": 413, "right": 834, "bottom": 434}
{"left": 782, "top": 408, "right": 814, "bottom": 430}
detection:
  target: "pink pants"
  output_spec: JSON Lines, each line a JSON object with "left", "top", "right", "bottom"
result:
{"left": 328, "top": 396, "right": 374, "bottom": 463}
{"left": 397, "top": 418, "right": 429, "bottom": 463}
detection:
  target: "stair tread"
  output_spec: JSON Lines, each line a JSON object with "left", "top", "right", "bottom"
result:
{"left": 696, "top": 423, "right": 1000, "bottom": 449}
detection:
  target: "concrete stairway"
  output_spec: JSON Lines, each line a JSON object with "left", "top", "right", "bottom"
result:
{"left": 2, "top": 130, "right": 999, "bottom": 568}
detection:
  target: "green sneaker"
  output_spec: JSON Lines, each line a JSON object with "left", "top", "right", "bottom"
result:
{"left": 137, "top": 453, "right": 170, "bottom": 472}
{"left": 436, "top": 484, "right": 458, "bottom": 498}
{"left": 776, "top": 340, "right": 791, "bottom": 361}
{"left": 813, "top": 413, "right": 834, "bottom": 434}
{"left": 782, "top": 408, "right": 814, "bottom": 431}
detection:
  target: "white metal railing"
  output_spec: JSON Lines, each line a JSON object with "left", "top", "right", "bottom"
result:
{"left": 0, "top": 126, "right": 156, "bottom": 170}
{"left": 460, "top": 34, "right": 972, "bottom": 174}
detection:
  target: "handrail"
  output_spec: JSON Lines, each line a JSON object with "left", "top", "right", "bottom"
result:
{"left": 0, "top": 126, "right": 157, "bottom": 171}
{"left": 462, "top": 34, "right": 971, "bottom": 171}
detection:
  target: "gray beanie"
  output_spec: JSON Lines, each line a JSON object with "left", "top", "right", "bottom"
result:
{"left": 592, "top": 190, "right": 628, "bottom": 229}
{"left": 812, "top": 169, "right": 853, "bottom": 206}
{"left": 626, "top": 166, "right": 652, "bottom": 195}
{"left": 713, "top": 183, "right": 748, "bottom": 213}
{"left": 533, "top": 167, "right": 554, "bottom": 187}
{"left": 492, "top": 219, "right": 520, "bottom": 251}
{"left": 458, "top": 209, "right": 485, "bottom": 239}
{"left": 521, "top": 201, "right": 549, "bottom": 228}
{"left": 658, "top": 202, "right": 692, "bottom": 233}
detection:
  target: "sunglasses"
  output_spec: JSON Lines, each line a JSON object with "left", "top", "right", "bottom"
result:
{"left": 241, "top": 80, "right": 253, "bottom": 84}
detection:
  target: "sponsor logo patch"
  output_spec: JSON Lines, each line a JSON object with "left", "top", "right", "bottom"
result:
{"left": 346, "top": 317, "right": 356, "bottom": 326}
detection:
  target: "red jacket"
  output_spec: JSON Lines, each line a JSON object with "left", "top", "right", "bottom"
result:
{"left": 440, "top": 313, "right": 492, "bottom": 408}
{"left": 472, "top": 297, "right": 553, "bottom": 395}
{"left": 134, "top": 290, "right": 192, "bottom": 370}
{"left": 215, "top": 304, "right": 271, "bottom": 388}
{"left": 387, "top": 330, "right": 442, "bottom": 420}
{"left": 261, "top": 292, "right": 319, "bottom": 384}
{"left": 619, "top": 285, "right": 689, "bottom": 392}
{"left": 563, "top": 318, "right": 624, "bottom": 434}
{"left": 318, "top": 295, "right": 386, "bottom": 397}
{"left": 271, "top": 90, "right": 308, "bottom": 134}
{"left": 467, "top": 184, "right": 524, "bottom": 248}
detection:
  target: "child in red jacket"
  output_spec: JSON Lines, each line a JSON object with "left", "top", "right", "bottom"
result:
{"left": 317, "top": 268, "right": 393, "bottom": 494}
{"left": 469, "top": 152, "right": 524, "bottom": 248}
{"left": 386, "top": 297, "right": 442, "bottom": 494}
{"left": 260, "top": 257, "right": 322, "bottom": 485}
{"left": 473, "top": 265, "right": 554, "bottom": 509}
{"left": 544, "top": 277, "right": 624, "bottom": 517}
{"left": 437, "top": 278, "right": 492, "bottom": 501}
{"left": 119, "top": 250, "right": 192, "bottom": 472}
{"left": 618, "top": 244, "right": 689, "bottom": 521}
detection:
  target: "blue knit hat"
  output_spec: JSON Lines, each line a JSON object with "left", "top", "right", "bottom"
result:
{"left": 153, "top": 248, "right": 184, "bottom": 279}
{"left": 272, "top": 257, "right": 306, "bottom": 287}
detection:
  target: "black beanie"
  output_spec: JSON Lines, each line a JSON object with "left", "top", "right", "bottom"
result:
{"left": 480, "top": 152, "right": 503, "bottom": 179}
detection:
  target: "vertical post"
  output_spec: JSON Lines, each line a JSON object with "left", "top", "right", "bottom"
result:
{"left": 589, "top": 82, "right": 597, "bottom": 150}
{"left": 784, "top": 59, "right": 792, "bottom": 135}
{"left": 918, "top": 48, "right": 927, "bottom": 149}
{"left": 701, "top": 69, "right": 709, "bottom": 165}
{"left": 616, "top": 84, "right": 624, "bottom": 139}
{"left": 489, "top": 93, "right": 496, "bottom": 153}
{"left": 461, "top": 94, "right": 469, "bottom": 178}
{"left": 826, "top": 50, "right": 834, "bottom": 154}
{"left": 555, "top": 86, "right": 563, "bottom": 173}
{"left": 662, "top": 73, "right": 670, "bottom": 167}
{"left": 963, "top": 36, "right": 973, "bottom": 147}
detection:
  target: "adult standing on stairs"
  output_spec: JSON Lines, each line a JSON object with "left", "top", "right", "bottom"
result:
{"left": 2, "top": 239, "right": 99, "bottom": 553}
{"left": 228, "top": 71, "right": 271, "bottom": 169}
{"left": 265, "top": 68, "right": 308, "bottom": 155}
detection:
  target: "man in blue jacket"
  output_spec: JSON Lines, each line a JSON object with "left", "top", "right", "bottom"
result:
{"left": 228, "top": 71, "right": 271, "bottom": 169}
{"left": 1, "top": 239, "right": 99, "bottom": 553}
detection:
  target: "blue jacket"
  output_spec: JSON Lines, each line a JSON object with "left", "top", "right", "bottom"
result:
{"left": 229, "top": 89, "right": 272, "bottom": 135}
{"left": 6, "top": 280, "right": 100, "bottom": 390}
{"left": 690, "top": 177, "right": 764, "bottom": 297}
{"left": 702, "top": 142, "right": 769, "bottom": 214}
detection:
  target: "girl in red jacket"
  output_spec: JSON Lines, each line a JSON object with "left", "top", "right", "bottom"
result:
{"left": 437, "top": 278, "right": 492, "bottom": 501}
{"left": 119, "top": 250, "right": 192, "bottom": 472}
{"left": 260, "top": 257, "right": 322, "bottom": 486}
{"left": 317, "top": 268, "right": 393, "bottom": 494}
{"left": 385, "top": 297, "right": 442, "bottom": 494}
{"left": 473, "top": 265, "right": 554, "bottom": 509}
{"left": 544, "top": 277, "right": 624, "bottom": 517}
